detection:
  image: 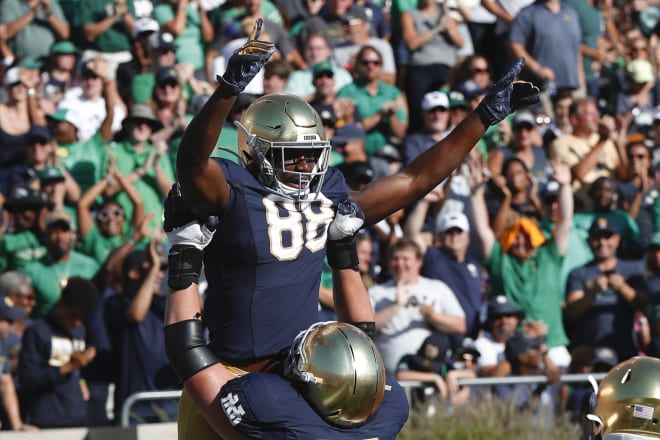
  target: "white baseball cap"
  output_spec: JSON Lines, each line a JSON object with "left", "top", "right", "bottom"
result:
{"left": 420, "top": 91, "right": 449, "bottom": 111}
{"left": 438, "top": 211, "right": 470, "bottom": 232}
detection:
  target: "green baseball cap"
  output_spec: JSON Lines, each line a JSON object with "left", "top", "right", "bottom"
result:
{"left": 50, "top": 41, "right": 79, "bottom": 55}
{"left": 38, "top": 166, "right": 65, "bottom": 183}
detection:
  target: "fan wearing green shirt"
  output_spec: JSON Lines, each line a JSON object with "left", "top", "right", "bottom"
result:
{"left": 23, "top": 211, "right": 99, "bottom": 318}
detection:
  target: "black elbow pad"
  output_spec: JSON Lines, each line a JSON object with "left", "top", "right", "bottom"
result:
{"left": 163, "top": 319, "right": 219, "bottom": 382}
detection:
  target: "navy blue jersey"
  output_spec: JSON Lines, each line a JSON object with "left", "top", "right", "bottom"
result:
{"left": 205, "top": 160, "right": 350, "bottom": 361}
{"left": 220, "top": 372, "right": 409, "bottom": 439}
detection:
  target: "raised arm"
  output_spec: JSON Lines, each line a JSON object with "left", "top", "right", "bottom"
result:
{"left": 353, "top": 58, "right": 539, "bottom": 226}
{"left": 551, "top": 161, "right": 573, "bottom": 255}
{"left": 467, "top": 160, "right": 496, "bottom": 260}
{"left": 177, "top": 20, "right": 274, "bottom": 216}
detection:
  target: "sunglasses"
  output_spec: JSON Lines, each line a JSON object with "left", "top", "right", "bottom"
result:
{"left": 628, "top": 152, "right": 648, "bottom": 160}
{"left": 471, "top": 67, "right": 489, "bottom": 74}
{"left": 97, "top": 208, "right": 124, "bottom": 220}
{"left": 359, "top": 59, "right": 381, "bottom": 66}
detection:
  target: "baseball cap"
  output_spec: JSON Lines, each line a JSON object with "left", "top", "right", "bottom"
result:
{"left": 312, "top": 104, "right": 338, "bottom": 128}
{"left": 47, "top": 108, "right": 83, "bottom": 129}
{"left": 50, "top": 40, "right": 79, "bottom": 55}
{"left": 505, "top": 332, "right": 546, "bottom": 362}
{"left": 4, "top": 186, "right": 52, "bottom": 212}
{"left": 38, "top": 166, "right": 66, "bottom": 183}
{"left": 541, "top": 180, "right": 560, "bottom": 204}
{"left": 336, "top": 161, "right": 375, "bottom": 187}
{"left": 3, "top": 67, "right": 20, "bottom": 87}
{"left": 590, "top": 346, "right": 618, "bottom": 371}
{"left": 132, "top": 17, "right": 160, "bottom": 39}
{"left": 448, "top": 90, "right": 468, "bottom": 109}
{"left": 18, "top": 58, "right": 43, "bottom": 70}
{"left": 45, "top": 210, "right": 73, "bottom": 230}
{"left": 512, "top": 111, "right": 536, "bottom": 129}
{"left": 26, "top": 125, "right": 53, "bottom": 144}
{"left": 312, "top": 60, "right": 334, "bottom": 79}
{"left": 438, "top": 211, "right": 469, "bottom": 233}
{"left": 588, "top": 217, "right": 618, "bottom": 237}
{"left": 332, "top": 123, "right": 365, "bottom": 145}
{"left": 457, "top": 79, "right": 487, "bottom": 100}
{"left": 0, "top": 296, "right": 25, "bottom": 323}
{"left": 420, "top": 91, "right": 449, "bottom": 112}
{"left": 155, "top": 66, "right": 179, "bottom": 85}
{"left": 148, "top": 31, "right": 175, "bottom": 52}
{"left": 453, "top": 338, "right": 481, "bottom": 362}
{"left": 487, "top": 295, "right": 525, "bottom": 320}
{"left": 376, "top": 143, "right": 401, "bottom": 162}
{"left": 626, "top": 59, "right": 655, "bottom": 84}
{"left": 342, "top": 5, "right": 369, "bottom": 24}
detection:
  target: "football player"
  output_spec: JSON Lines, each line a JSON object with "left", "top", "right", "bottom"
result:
{"left": 165, "top": 18, "right": 539, "bottom": 439}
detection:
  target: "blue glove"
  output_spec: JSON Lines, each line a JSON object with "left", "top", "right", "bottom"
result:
{"left": 476, "top": 58, "right": 540, "bottom": 126}
{"left": 218, "top": 19, "right": 276, "bottom": 95}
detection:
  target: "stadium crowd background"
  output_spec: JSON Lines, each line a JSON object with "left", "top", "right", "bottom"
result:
{"left": 0, "top": 0, "right": 659, "bottom": 435}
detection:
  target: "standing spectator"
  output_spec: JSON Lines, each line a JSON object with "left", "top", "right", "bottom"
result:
{"left": 308, "top": 60, "right": 362, "bottom": 133}
{"left": 285, "top": 32, "right": 353, "bottom": 100}
{"left": 0, "top": 186, "right": 51, "bottom": 272}
{"left": 0, "top": 297, "right": 35, "bottom": 431}
{"left": 262, "top": 58, "right": 292, "bottom": 95}
{"left": 474, "top": 294, "right": 525, "bottom": 377}
{"left": 370, "top": 238, "right": 466, "bottom": 375}
{"left": 331, "top": 5, "right": 396, "bottom": 85}
{"left": 401, "top": 0, "right": 463, "bottom": 131}
{"left": 79, "top": 0, "right": 136, "bottom": 80}
{"left": 0, "top": 0, "right": 70, "bottom": 61}
{"left": 564, "top": 217, "right": 648, "bottom": 361}
{"left": 153, "top": 0, "right": 214, "bottom": 79}
{"left": 103, "top": 104, "right": 173, "bottom": 230}
{"left": 508, "top": 0, "right": 583, "bottom": 93}
{"left": 18, "top": 277, "right": 98, "bottom": 428}
{"left": 337, "top": 45, "right": 408, "bottom": 156}
{"left": 105, "top": 243, "right": 179, "bottom": 423}
{"left": 468, "top": 159, "right": 574, "bottom": 369}
{"left": 550, "top": 97, "right": 626, "bottom": 211}
{"left": 37, "top": 164, "right": 80, "bottom": 221}
{"left": 0, "top": 67, "right": 38, "bottom": 171}
{"left": 23, "top": 211, "right": 99, "bottom": 318}
{"left": 405, "top": 205, "right": 484, "bottom": 345}
{"left": 402, "top": 90, "right": 451, "bottom": 166}
{"left": 332, "top": 123, "right": 392, "bottom": 180}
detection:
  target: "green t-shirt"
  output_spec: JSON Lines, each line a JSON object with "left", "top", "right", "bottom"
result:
{"left": 78, "top": 223, "right": 128, "bottom": 265}
{"left": 153, "top": 3, "right": 206, "bottom": 70}
{"left": 485, "top": 239, "right": 569, "bottom": 348}
{"left": 57, "top": 132, "right": 108, "bottom": 193}
{"left": 25, "top": 251, "right": 100, "bottom": 318}
{"left": 0, "top": 0, "right": 68, "bottom": 60}
{"left": 102, "top": 140, "right": 175, "bottom": 229}
{"left": 337, "top": 81, "right": 408, "bottom": 156}
{"left": 0, "top": 230, "right": 46, "bottom": 272}
{"left": 79, "top": 0, "right": 134, "bottom": 52}
{"left": 212, "top": 124, "right": 240, "bottom": 163}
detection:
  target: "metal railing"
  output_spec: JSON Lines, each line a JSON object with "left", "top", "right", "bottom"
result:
{"left": 120, "top": 372, "right": 608, "bottom": 427}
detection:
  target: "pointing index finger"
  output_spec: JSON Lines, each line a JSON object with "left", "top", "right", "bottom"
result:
{"left": 248, "top": 18, "right": 263, "bottom": 42}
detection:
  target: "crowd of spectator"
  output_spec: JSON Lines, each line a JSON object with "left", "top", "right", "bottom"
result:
{"left": 0, "top": 0, "right": 660, "bottom": 434}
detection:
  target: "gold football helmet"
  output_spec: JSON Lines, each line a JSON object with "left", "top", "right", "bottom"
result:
{"left": 589, "top": 356, "right": 660, "bottom": 440}
{"left": 235, "top": 93, "right": 331, "bottom": 200}
{"left": 285, "top": 321, "right": 387, "bottom": 427}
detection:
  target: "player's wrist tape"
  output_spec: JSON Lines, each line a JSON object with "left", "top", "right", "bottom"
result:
{"left": 167, "top": 244, "right": 204, "bottom": 290}
{"left": 163, "top": 318, "right": 219, "bottom": 382}
{"left": 349, "top": 321, "right": 376, "bottom": 339}
{"left": 326, "top": 234, "right": 359, "bottom": 271}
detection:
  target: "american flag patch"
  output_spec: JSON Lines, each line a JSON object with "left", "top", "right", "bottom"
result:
{"left": 633, "top": 404, "right": 654, "bottom": 420}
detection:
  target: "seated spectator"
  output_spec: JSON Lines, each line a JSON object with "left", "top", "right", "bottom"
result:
{"left": 262, "top": 58, "right": 292, "bottom": 95}
{"left": 23, "top": 211, "right": 99, "bottom": 318}
{"left": 638, "top": 232, "right": 660, "bottom": 357}
{"left": 152, "top": 0, "right": 214, "bottom": 79}
{"left": 104, "top": 243, "right": 179, "bottom": 423}
{"left": 42, "top": 41, "right": 80, "bottom": 91}
{"left": 0, "top": 186, "right": 51, "bottom": 272}
{"left": 332, "top": 123, "right": 391, "bottom": 180}
{"left": 370, "top": 238, "right": 466, "bottom": 375}
{"left": 445, "top": 338, "right": 480, "bottom": 407}
{"left": 77, "top": 158, "right": 146, "bottom": 265}
{"left": 0, "top": 0, "right": 70, "bottom": 61}
{"left": 402, "top": 90, "right": 451, "bottom": 166}
{"left": 103, "top": 104, "right": 174, "bottom": 230}
{"left": 0, "top": 296, "right": 35, "bottom": 431}
{"left": 331, "top": 5, "right": 396, "bottom": 85}
{"left": 549, "top": 97, "right": 626, "bottom": 211}
{"left": 18, "top": 277, "right": 98, "bottom": 428}
{"left": 337, "top": 45, "right": 408, "bottom": 156}
{"left": 564, "top": 217, "right": 648, "bottom": 362}
{"left": 285, "top": 32, "right": 353, "bottom": 100}
{"left": 396, "top": 332, "right": 451, "bottom": 411}
{"left": 468, "top": 159, "right": 573, "bottom": 370}
{"left": 492, "top": 330, "right": 560, "bottom": 417}
{"left": 474, "top": 295, "right": 525, "bottom": 377}
{"left": 37, "top": 165, "right": 80, "bottom": 221}
{"left": 615, "top": 58, "right": 656, "bottom": 132}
